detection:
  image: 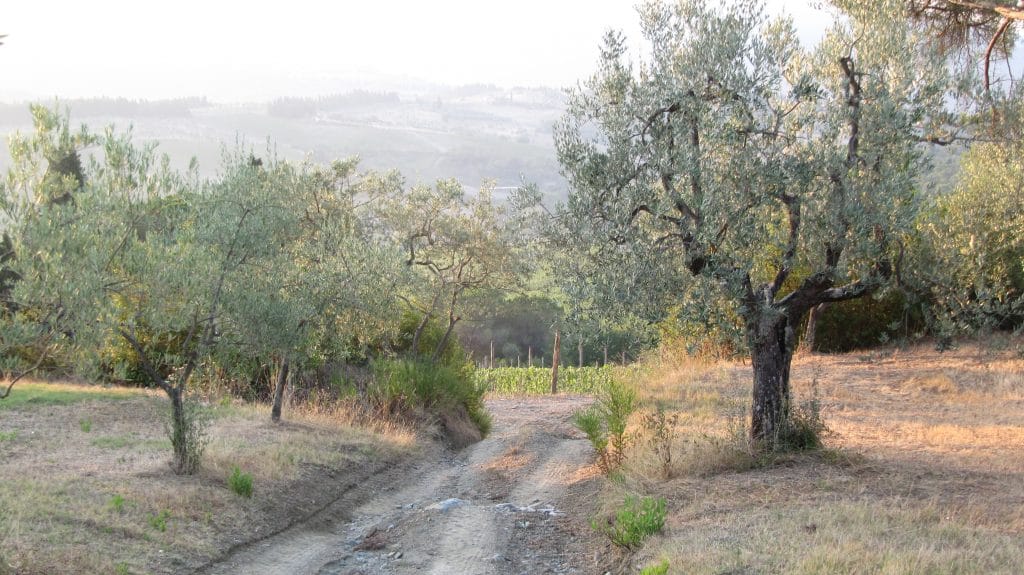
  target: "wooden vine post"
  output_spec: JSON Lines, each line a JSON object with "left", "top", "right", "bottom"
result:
{"left": 551, "top": 329, "right": 561, "bottom": 394}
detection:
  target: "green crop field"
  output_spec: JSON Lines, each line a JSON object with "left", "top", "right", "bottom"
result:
{"left": 476, "top": 366, "right": 619, "bottom": 395}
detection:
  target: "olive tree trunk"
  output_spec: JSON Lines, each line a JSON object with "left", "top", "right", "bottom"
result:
{"left": 748, "top": 310, "right": 799, "bottom": 448}
{"left": 271, "top": 357, "right": 290, "bottom": 423}
{"left": 801, "top": 302, "right": 829, "bottom": 353}
{"left": 168, "top": 385, "right": 191, "bottom": 473}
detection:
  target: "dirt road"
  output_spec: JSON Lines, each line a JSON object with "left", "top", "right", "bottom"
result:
{"left": 197, "top": 396, "right": 618, "bottom": 575}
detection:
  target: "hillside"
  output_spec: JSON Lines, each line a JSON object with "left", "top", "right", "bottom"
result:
{"left": 0, "top": 86, "right": 567, "bottom": 202}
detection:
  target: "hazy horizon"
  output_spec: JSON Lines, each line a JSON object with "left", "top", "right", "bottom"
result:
{"left": 1, "top": 0, "right": 824, "bottom": 103}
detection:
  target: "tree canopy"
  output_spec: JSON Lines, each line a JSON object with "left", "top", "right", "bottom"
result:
{"left": 554, "top": 0, "right": 949, "bottom": 446}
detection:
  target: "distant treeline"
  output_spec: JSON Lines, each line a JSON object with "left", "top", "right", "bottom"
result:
{"left": 268, "top": 90, "right": 402, "bottom": 118}
{"left": 0, "top": 97, "right": 208, "bottom": 124}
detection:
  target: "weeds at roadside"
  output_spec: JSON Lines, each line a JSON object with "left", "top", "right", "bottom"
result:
{"left": 642, "top": 408, "right": 679, "bottom": 479}
{"left": 148, "top": 510, "right": 171, "bottom": 532}
{"left": 109, "top": 494, "right": 126, "bottom": 513}
{"left": 79, "top": 418, "right": 92, "bottom": 432}
{"left": 572, "top": 378, "right": 637, "bottom": 473}
{"left": 228, "top": 466, "right": 254, "bottom": 498}
{"left": 592, "top": 495, "right": 666, "bottom": 549}
{"left": 0, "top": 431, "right": 15, "bottom": 442}
{"left": 114, "top": 562, "right": 130, "bottom": 575}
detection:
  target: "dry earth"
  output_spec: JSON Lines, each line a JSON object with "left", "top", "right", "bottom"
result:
{"left": 626, "top": 340, "right": 1024, "bottom": 573}
{"left": 197, "top": 396, "right": 620, "bottom": 575}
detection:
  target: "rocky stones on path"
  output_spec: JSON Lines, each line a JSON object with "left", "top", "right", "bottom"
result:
{"left": 494, "top": 502, "right": 564, "bottom": 516}
{"left": 426, "top": 497, "right": 468, "bottom": 512}
{"left": 354, "top": 527, "right": 388, "bottom": 551}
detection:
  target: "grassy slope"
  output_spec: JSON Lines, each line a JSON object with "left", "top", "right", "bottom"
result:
{"left": 613, "top": 339, "right": 1024, "bottom": 574}
{"left": 0, "top": 381, "right": 416, "bottom": 575}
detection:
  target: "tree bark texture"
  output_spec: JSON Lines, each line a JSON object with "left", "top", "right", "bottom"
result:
{"left": 271, "top": 357, "right": 290, "bottom": 423}
{"left": 802, "top": 302, "right": 829, "bottom": 353}
{"left": 748, "top": 311, "right": 798, "bottom": 448}
{"left": 432, "top": 316, "right": 458, "bottom": 363}
{"left": 169, "top": 385, "right": 189, "bottom": 474}
{"left": 411, "top": 313, "right": 430, "bottom": 357}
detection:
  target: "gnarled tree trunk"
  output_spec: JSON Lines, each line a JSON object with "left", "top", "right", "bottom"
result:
{"left": 748, "top": 310, "right": 799, "bottom": 449}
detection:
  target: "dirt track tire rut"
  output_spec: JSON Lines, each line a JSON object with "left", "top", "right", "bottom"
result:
{"left": 197, "top": 396, "right": 617, "bottom": 575}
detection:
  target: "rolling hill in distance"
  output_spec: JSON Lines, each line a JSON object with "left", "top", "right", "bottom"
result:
{"left": 0, "top": 82, "right": 963, "bottom": 203}
{"left": 0, "top": 83, "right": 568, "bottom": 202}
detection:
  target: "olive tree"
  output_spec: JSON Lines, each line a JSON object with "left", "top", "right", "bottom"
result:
{"left": 555, "top": 0, "right": 947, "bottom": 448}
{"left": 1, "top": 109, "right": 293, "bottom": 472}
{"left": 379, "top": 180, "right": 529, "bottom": 363}
{"left": 216, "top": 157, "right": 407, "bottom": 422}
{"left": 1, "top": 107, "right": 106, "bottom": 398}
{"left": 913, "top": 140, "right": 1024, "bottom": 333}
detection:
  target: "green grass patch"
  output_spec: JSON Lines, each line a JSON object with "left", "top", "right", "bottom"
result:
{"left": 594, "top": 495, "right": 667, "bottom": 549}
{"left": 147, "top": 510, "right": 170, "bottom": 532}
{"left": 0, "top": 382, "right": 146, "bottom": 411}
{"left": 0, "top": 431, "right": 16, "bottom": 442}
{"left": 227, "top": 466, "right": 254, "bottom": 498}
{"left": 91, "top": 435, "right": 137, "bottom": 449}
{"left": 640, "top": 560, "right": 670, "bottom": 575}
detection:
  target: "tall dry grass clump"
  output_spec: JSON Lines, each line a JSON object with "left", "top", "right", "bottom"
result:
{"left": 620, "top": 342, "right": 762, "bottom": 478}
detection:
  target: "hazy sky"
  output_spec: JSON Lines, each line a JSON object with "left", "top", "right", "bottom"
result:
{"left": 0, "top": 0, "right": 827, "bottom": 102}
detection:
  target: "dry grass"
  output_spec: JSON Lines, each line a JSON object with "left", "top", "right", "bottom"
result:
{"left": 0, "top": 381, "right": 418, "bottom": 575}
{"left": 616, "top": 338, "right": 1024, "bottom": 574}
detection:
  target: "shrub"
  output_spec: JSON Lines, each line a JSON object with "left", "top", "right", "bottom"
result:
{"left": 109, "top": 494, "right": 126, "bottom": 513}
{"left": 776, "top": 394, "right": 828, "bottom": 452}
{"left": 643, "top": 407, "right": 680, "bottom": 479}
{"left": 228, "top": 466, "right": 254, "bottom": 498}
{"left": 594, "top": 495, "right": 667, "bottom": 549}
{"left": 572, "top": 378, "right": 637, "bottom": 473}
{"left": 370, "top": 358, "right": 490, "bottom": 437}
{"left": 467, "top": 405, "right": 493, "bottom": 437}
{"left": 148, "top": 510, "right": 170, "bottom": 532}
{"left": 573, "top": 408, "right": 608, "bottom": 459}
